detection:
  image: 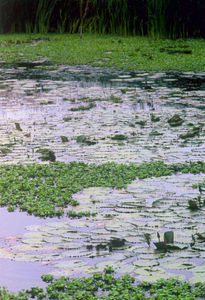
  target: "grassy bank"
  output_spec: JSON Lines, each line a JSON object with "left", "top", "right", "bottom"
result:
{"left": 0, "top": 34, "right": 205, "bottom": 71}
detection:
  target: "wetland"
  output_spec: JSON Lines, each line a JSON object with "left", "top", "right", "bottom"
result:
{"left": 0, "top": 56, "right": 204, "bottom": 297}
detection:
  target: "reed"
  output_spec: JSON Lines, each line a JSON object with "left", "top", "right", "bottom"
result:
{"left": 34, "top": 0, "right": 58, "bottom": 34}
{"left": 0, "top": 0, "right": 205, "bottom": 38}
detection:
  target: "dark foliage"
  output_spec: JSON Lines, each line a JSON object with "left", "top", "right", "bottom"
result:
{"left": 0, "top": 0, "right": 205, "bottom": 37}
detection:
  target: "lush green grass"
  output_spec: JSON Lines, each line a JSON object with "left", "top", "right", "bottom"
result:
{"left": 0, "top": 34, "right": 205, "bottom": 71}
{"left": 1, "top": 268, "right": 205, "bottom": 299}
{"left": 0, "top": 160, "right": 204, "bottom": 218}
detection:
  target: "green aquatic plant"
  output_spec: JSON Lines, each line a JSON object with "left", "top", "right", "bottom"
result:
{"left": 63, "top": 117, "right": 72, "bottom": 122}
{"left": 67, "top": 210, "right": 96, "bottom": 218}
{"left": 71, "top": 103, "right": 96, "bottom": 111}
{"left": 0, "top": 34, "right": 205, "bottom": 71}
{"left": 110, "top": 94, "right": 122, "bottom": 103}
{"left": 36, "top": 148, "right": 56, "bottom": 162}
{"left": 0, "top": 147, "right": 12, "bottom": 155}
{"left": 135, "top": 120, "right": 146, "bottom": 127}
{"left": 179, "top": 125, "right": 203, "bottom": 139}
{"left": 188, "top": 196, "right": 201, "bottom": 210}
{"left": 149, "top": 130, "right": 163, "bottom": 136}
{"left": 40, "top": 100, "right": 53, "bottom": 105}
{"left": 0, "top": 161, "right": 204, "bottom": 217}
{"left": 168, "top": 114, "right": 184, "bottom": 127}
{"left": 150, "top": 113, "right": 160, "bottom": 122}
{"left": 1, "top": 269, "right": 205, "bottom": 299}
{"left": 111, "top": 134, "right": 127, "bottom": 141}
{"left": 60, "top": 136, "right": 68, "bottom": 142}
{"left": 15, "top": 122, "right": 22, "bottom": 131}
{"left": 76, "top": 135, "right": 97, "bottom": 145}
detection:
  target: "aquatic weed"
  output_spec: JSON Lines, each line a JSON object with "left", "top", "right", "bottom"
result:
{"left": 1, "top": 270, "right": 205, "bottom": 299}
{"left": 0, "top": 161, "right": 204, "bottom": 217}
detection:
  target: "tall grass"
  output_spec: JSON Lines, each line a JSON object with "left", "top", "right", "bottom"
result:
{"left": 34, "top": 0, "right": 58, "bottom": 33}
{"left": 0, "top": 0, "right": 205, "bottom": 38}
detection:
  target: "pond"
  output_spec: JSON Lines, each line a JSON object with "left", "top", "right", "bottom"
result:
{"left": 0, "top": 61, "right": 204, "bottom": 291}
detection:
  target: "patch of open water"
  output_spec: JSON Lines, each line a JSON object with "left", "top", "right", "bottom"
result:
{"left": 0, "top": 62, "right": 204, "bottom": 291}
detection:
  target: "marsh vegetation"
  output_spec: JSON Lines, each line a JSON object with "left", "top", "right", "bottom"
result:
{"left": 0, "top": 1, "right": 205, "bottom": 297}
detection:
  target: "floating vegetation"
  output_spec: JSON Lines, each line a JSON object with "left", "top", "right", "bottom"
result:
{"left": 179, "top": 126, "right": 203, "bottom": 139}
{"left": 150, "top": 113, "right": 160, "bottom": 122}
{"left": 188, "top": 197, "right": 201, "bottom": 210}
{"left": 109, "top": 237, "right": 126, "bottom": 248}
{"left": 1, "top": 269, "right": 205, "bottom": 299}
{"left": 144, "top": 233, "right": 151, "bottom": 247}
{"left": 36, "top": 148, "right": 56, "bottom": 162}
{"left": 135, "top": 120, "right": 146, "bottom": 127}
{"left": 60, "top": 136, "right": 68, "bottom": 143}
{"left": 71, "top": 103, "right": 96, "bottom": 111}
{"left": 149, "top": 130, "right": 163, "bottom": 136}
{"left": 195, "top": 232, "right": 205, "bottom": 242}
{"left": 0, "top": 161, "right": 204, "bottom": 217}
{"left": 168, "top": 114, "right": 184, "bottom": 127}
{"left": 154, "top": 231, "right": 186, "bottom": 252}
{"left": 160, "top": 47, "right": 192, "bottom": 55}
{"left": 67, "top": 210, "right": 96, "bottom": 218}
{"left": 40, "top": 100, "right": 54, "bottom": 105}
{"left": 0, "top": 64, "right": 204, "bottom": 289}
{"left": 0, "top": 147, "right": 12, "bottom": 155}
{"left": 110, "top": 94, "right": 123, "bottom": 103}
{"left": 15, "top": 122, "right": 22, "bottom": 131}
{"left": 63, "top": 117, "right": 72, "bottom": 122}
{"left": 76, "top": 135, "right": 97, "bottom": 146}
{"left": 111, "top": 134, "right": 127, "bottom": 141}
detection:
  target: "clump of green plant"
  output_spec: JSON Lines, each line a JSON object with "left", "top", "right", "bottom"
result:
{"left": 67, "top": 210, "right": 96, "bottom": 218}
{"left": 188, "top": 196, "right": 203, "bottom": 210}
{"left": 111, "top": 134, "right": 127, "bottom": 141}
{"left": 40, "top": 100, "right": 53, "bottom": 105}
{"left": 149, "top": 130, "right": 163, "bottom": 136}
{"left": 1, "top": 269, "right": 205, "bottom": 299}
{"left": 36, "top": 148, "right": 56, "bottom": 162}
{"left": 168, "top": 114, "right": 184, "bottom": 127}
{"left": 0, "top": 147, "right": 11, "bottom": 155}
{"left": 76, "top": 135, "right": 97, "bottom": 145}
{"left": 60, "top": 136, "right": 68, "bottom": 142}
{"left": 160, "top": 46, "right": 192, "bottom": 55}
{"left": 110, "top": 94, "right": 122, "bottom": 103}
{"left": 179, "top": 125, "right": 203, "bottom": 139}
{"left": 63, "top": 97, "right": 75, "bottom": 102}
{"left": 135, "top": 120, "right": 146, "bottom": 127}
{"left": 192, "top": 182, "right": 205, "bottom": 190}
{"left": 71, "top": 103, "right": 96, "bottom": 111}
{"left": 63, "top": 117, "right": 72, "bottom": 122}
{"left": 15, "top": 122, "right": 22, "bottom": 131}
{"left": 150, "top": 113, "right": 160, "bottom": 122}
{"left": 0, "top": 160, "right": 204, "bottom": 217}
